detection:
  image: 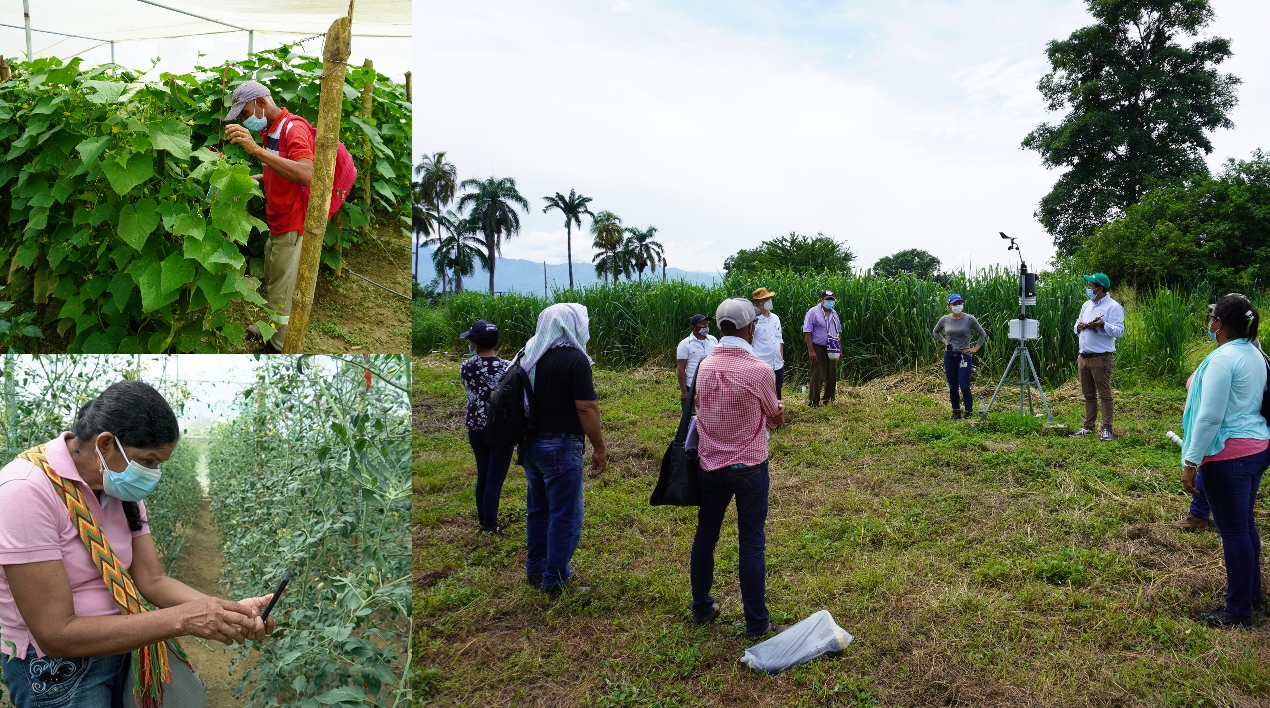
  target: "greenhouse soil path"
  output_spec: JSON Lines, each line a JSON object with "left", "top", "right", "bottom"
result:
{"left": 172, "top": 499, "right": 244, "bottom": 708}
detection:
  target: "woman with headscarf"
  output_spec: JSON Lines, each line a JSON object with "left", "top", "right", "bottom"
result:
{"left": 1180, "top": 293, "right": 1270, "bottom": 628}
{"left": 519, "top": 303, "right": 608, "bottom": 595}
{"left": 0, "top": 381, "right": 276, "bottom": 707}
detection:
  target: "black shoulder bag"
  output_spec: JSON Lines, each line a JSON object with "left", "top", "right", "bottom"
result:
{"left": 650, "top": 379, "right": 701, "bottom": 507}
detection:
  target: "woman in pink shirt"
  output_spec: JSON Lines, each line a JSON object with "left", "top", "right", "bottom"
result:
{"left": 0, "top": 381, "right": 276, "bottom": 707}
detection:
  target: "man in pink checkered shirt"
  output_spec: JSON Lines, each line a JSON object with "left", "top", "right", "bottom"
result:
{"left": 689, "top": 297, "right": 788, "bottom": 638}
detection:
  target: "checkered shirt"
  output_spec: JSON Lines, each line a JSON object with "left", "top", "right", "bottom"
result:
{"left": 693, "top": 345, "right": 780, "bottom": 470}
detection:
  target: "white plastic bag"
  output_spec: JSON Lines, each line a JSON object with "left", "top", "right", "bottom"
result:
{"left": 740, "top": 610, "right": 853, "bottom": 673}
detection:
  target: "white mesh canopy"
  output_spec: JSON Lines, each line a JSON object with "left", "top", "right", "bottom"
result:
{"left": 0, "top": 0, "right": 410, "bottom": 79}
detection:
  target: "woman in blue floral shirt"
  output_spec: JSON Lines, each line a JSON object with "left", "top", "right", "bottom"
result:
{"left": 460, "top": 320, "right": 513, "bottom": 535}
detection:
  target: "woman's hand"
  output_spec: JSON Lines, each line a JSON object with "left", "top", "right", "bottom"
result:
{"left": 234, "top": 594, "right": 279, "bottom": 640}
{"left": 177, "top": 598, "right": 258, "bottom": 646}
{"left": 1182, "top": 463, "right": 1199, "bottom": 495}
{"left": 968, "top": 345, "right": 981, "bottom": 354}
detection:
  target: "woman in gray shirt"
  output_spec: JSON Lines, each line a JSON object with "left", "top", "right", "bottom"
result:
{"left": 933, "top": 293, "right": 987, "bottom": 420}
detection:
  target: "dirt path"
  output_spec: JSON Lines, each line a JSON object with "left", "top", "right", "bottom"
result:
{"left": 170, "top": 499, "right": 244, "bottom": 708}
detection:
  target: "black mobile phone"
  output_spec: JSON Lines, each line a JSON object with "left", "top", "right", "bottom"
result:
{"left": 260, "top": 570, "right": 291, "bottom": 622}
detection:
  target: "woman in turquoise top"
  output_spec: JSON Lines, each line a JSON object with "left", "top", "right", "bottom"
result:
{"left": 1180, "top": 294, "right": 1270, "bottom": 628}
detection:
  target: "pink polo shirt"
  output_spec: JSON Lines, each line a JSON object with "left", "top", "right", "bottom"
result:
{"left": 0, "top": 433, "right": 150, "bottom": 658}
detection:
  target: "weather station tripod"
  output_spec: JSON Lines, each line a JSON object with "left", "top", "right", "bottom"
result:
{"left": 982, "top": 232, "right": 1057, "bottom": 424}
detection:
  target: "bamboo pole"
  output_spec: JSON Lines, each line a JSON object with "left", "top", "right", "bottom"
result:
{"left": 282, "top": 3, "right": 353, "bottom": 354}
{"left": 404, "top": 71, "right": 411, "bottom": 102}
{"left": 361, "top": 58, "right": 374, "bottom": 248}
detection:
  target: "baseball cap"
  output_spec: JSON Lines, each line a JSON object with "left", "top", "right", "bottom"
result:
{"left": 820, "top": 290, "right": 835, "bottom": 300}
{"left": 459, "top": 320, "right": 498, "bottom": 339}
{"left": 689, "top": 314, "right": 709, "bottom": 326}
{"left": 224, "top": 80, "right": 271, "bottom": 121}
{"left": 715, "top": 297, "right": 760, "bottom": 330}
{"left": 947, "top": 293, "right": 964, "bottom": 304}
{"left": 1082, "top": 273, "right": 1111, "bottom": 290}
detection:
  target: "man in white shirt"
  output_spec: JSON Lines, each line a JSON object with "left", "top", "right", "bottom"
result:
{"left": 1072, "top": 272, "right": 1125, "bottom": 441}
{"left": 677, "top": 314, "right": 718, "bottom": 407}
{"left": 750, "top": 287, "right": 785, "bottom": 399}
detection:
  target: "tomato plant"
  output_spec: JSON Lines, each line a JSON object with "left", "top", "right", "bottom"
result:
{"left": 207, "top": 355, "right": 410, "bottom": 706}
{"left": 0, "top": 50, "right": 411, "bottom": 353}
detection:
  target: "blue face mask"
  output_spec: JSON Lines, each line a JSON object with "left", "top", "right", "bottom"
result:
{"left": 97, "top": 437, "right": 163, "bottom": 502}
{"left": 1209, "top": 324, "right": 1219, "bottom": 342}
{"left": 823, "top": 300, "right": 836, "bottom": 311}
{"left": 242, "top": 114, "right": 268, "bottom": 132}
{"left": 1085, "top": 288, "right": 1095, "bottom": 300}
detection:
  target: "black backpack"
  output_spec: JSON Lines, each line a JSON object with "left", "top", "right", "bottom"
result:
{"left": 487, "top": 350, "right": 533, "bottom": 447}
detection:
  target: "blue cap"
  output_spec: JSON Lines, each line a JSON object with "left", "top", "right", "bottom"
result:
{"left": 947, "top": 293, "right": 964, "bottom": 304}
{"left": 460, "top": 320, "right": 498, "bottom": 339}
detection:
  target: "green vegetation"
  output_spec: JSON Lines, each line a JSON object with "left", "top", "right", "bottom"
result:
{"left": 413, "top": 351, "right": 1270, "bottom": 706}
{"left": 871, "top": 248, "right": 942, "bottom": 281}
{"left": 207, "top": 355, "right": 410, "bottom": 706}
{"left": 0, "top": 49, "right": 411, "bottom": 352}
{"left": 723, "top": 232, "right": 854, "bottom": 276}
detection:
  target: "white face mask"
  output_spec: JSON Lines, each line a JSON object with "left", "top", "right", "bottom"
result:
{"left": 951, "top": 304, "right": 964, "bottom": 314}
{"left": 763, "top": 300, "right": 773, "bottom": 312}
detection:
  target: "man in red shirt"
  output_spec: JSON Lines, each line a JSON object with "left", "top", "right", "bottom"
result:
{"left": 224, "top": 81, "right": 315, "bottom": 353}
{"left": 690, "top": 297, "right": 787, "bottom": 638}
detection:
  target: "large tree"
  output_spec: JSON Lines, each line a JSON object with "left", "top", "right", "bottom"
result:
{"left": 1023, "top": 0, "right": 1239, "bottom": 256}
{"left": 723, "top": 232, "right": 854, "bottom": 276}
{"left": 541, "top": 189, "right": 594, "bottom": 289}
{"left": 623, "top": 225, "right": 664, "bottom": 280}
{"left": 591, "top": 211, "right": 630, "bottom": 284}
{"left": 414, "top": 152, "right": 458, "bottom": 285}
{"left": 872, "top": 249, "right": 942, "bottom": 279}
{"left": 430, "top": 213, "right": 489, "bottom": 294}
{"left": 457, "top": 176, "right": 530, "bottom": 294}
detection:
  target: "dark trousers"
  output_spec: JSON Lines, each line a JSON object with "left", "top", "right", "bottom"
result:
{"left": 1201, "top": 448, "right": 1269, "bottom": 617}
{"left": 808, "top": 345, "right": 837, "bottom": 406}
{"left": 774, "top": 366, "right": 784, "bottom": 400}
{"left": 1077, "top": 352, "right": 1114, "bottom": 431}
{"left": 1189, "top": 467, "right": 1210, "bottom": 521}
{"left": 690, "top": 461, "right": 770, "bottom": 634}
{"left": 943, "top": 350, "right": 973, "bottom": 413}
{"left": 468, "top": 428, "right": 514, "bottom": 531}
{"left": 523, "top": 435, "right": 586, "bottom": 591}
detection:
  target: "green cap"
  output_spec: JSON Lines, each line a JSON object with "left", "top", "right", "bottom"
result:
{"left": 1083, "top": 273, "right": 1111, "bottom": 290}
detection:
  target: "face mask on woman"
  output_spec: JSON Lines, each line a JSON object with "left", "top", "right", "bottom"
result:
{"left": 951, "top": 304, "right": 964, "bottom": 314}
{"left": 97, "top": 437, "right": 163, "bottom": 502}
{"left": 1209, "top": 322, "right": 1219, "bottom": 342}
{"left": 763, "top": 300, "right": 774, "bottom": 312}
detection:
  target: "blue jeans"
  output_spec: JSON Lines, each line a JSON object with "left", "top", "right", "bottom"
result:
{"left": 468, "top": 429, "right": 514, "bottom": 531}
{"left": 1189, "top": 467, "right": 1210, "bottom": 521}
{"left": 943, "top": 351, "right": 973, "bottom": 413}
{"left": 523, "top": 435, "right": 585, "bottom": 591}
{"left": 1200, "top": 448, "right": 1269, "bottom": 617}
{"left": 690, "top": 461, "right": 770, "bottom": 634}
{"left": 2, "top": 647, "right": 128, "bottom": 708}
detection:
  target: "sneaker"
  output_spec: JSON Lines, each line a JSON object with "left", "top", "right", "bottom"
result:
{"left": 1202, "top": 608, "right": 1255, "bottom": 629}
{"left": 544, "top": 583, "right": 593, "bottom": 597}
{"left": 1172, "top": 515, "right": 1210, "bottom": 533}
{"left": 951, "top": 410, "right": 962, "bottom": 421}
{"left": 694, "top": 603, "right": 722, "bottom": 626}
{"left": 479, "top": 526, "right": 504, "bottom": 537}
{"left": 745, "top": 621, "right": 789, "bottom": 639}
{"left": 1099, "top": 429, "right": 1114, "bottom": 441}
{"left": 1070, "top": 428, "right": 1092, "bottom": 438}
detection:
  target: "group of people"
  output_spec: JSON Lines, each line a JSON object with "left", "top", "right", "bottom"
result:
{"left": 455, "top": 275, "right": 1270, "bottom": 632}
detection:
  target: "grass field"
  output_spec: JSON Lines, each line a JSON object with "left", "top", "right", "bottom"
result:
{"left": 413, "top": 353, "right": 1270, "bottom": 707}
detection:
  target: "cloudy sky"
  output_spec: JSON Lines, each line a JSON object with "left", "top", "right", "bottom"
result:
{"left": 415, "top": 0, "right": 1270, "bottom": 275}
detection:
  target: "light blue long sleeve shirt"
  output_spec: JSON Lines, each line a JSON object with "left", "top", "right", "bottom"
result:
{"left": 1181, "top": 338, "right": 1270, "bottom": 465}
{"left": 1073, "top": 294, "right": 1125, "bottom": 353}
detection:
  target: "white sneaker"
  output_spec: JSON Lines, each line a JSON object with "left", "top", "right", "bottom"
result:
{"left": 1070, "top": 428, "right": 1092, "bottom": 438}
{"left": 1099, "top": 429, "right": 1114, "bottom": 441}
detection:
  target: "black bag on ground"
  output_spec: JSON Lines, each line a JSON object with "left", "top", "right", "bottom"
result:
{"left": 487, "top": 349, "right": 533, "bottom": 448}
{"left": 650, "top": 380, "right": 701, "bottom": 507}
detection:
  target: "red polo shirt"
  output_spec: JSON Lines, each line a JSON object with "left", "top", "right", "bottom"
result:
{"left": 260, "top": 108, "right": 315, "bottom": 236}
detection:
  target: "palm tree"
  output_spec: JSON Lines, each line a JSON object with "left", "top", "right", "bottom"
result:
{"left": 590, "top": 210, "right": 629, "bottom": 284}
{"left": 418, "top": 206, "right": 453, "bottom": 291}
{"left": 430, "top": 214, "right": 488, "bottom": 293}
{"left": 457, "top": 176, "right": 530, "bottom": 295}
{"left": 622, "top": 225, "right": 664, "bottom": 280}
{"left": 413, "top": 152, "right": 458, "bottom": 285}
{"left": 542, "top": 189, "right": 594, "bottom": 289}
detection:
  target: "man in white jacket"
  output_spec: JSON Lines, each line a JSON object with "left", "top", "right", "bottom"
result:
{"left": 1072, "top": 272, "right": 1125, "bottom": 441}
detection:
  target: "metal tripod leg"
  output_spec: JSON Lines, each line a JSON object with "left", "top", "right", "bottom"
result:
{"left": 985, "top": 346, "right": 1022, "bottom": 415}
{"left": 1022, "top": 347, "right": 1054, "bottom": 422}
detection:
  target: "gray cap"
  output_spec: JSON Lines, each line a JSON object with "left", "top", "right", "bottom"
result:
{"left": 715, "top": 297, "right": 760, "bottom": 331}
{"left": 224, "top": 80, "right": 271, "bottom": 121}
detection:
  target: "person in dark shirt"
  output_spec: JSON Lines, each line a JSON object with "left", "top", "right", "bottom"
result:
{"left": 458, "top": 320, "right": 512, "bottom": 536}
{"left": 520, "top": 304, "right": 607, "bottom": 594}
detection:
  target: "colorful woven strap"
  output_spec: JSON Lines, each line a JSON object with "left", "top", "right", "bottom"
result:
{"left": 18, "top": 445, "right": 173, "bottom": 708}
